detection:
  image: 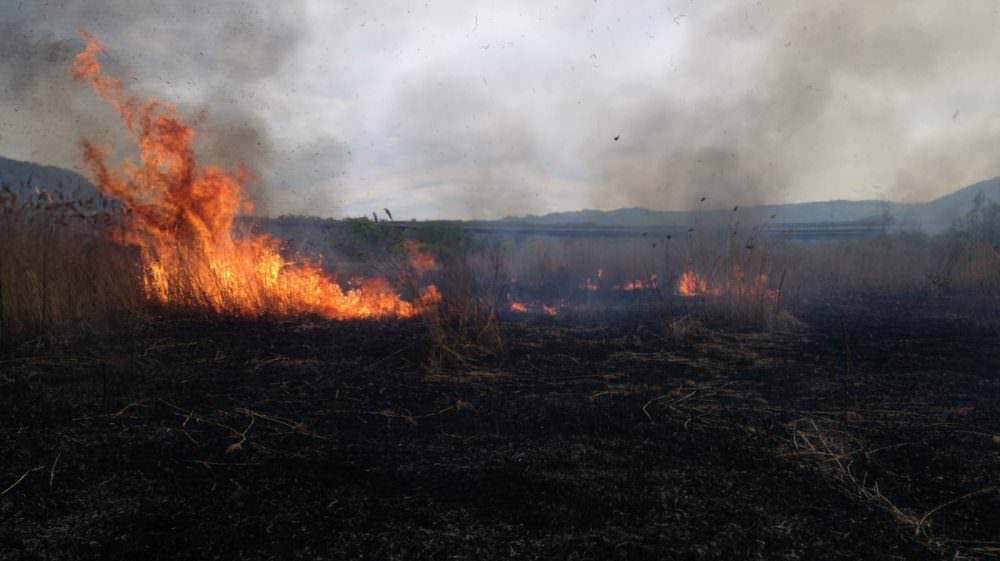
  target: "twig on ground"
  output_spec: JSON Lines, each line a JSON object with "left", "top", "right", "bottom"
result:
{"left": 361, "top": 341, "right": 419, "bottom": 373}
{"left": 915, "top": 486, "right": 999, "bottom": 537}
{"left": 363, "top": 400, "right": 472, "bottom": 427}
{"left": 179, "top": 429, "right": 201, "bottom": 447}
{"left": 48, "top": 451, "right": 61, "bottom": 490}
{"left": 187, "top": 460, "right": 263, "bottom": 467}
{"left": 226, "top": 413, "right": 255, "bottom": 454}
{"left": 234, "top": 407, "right": 328, "bottom": 440}
{"left": 643, "top": 390, "right": 697, "bottom": 422}
{"left": 113, "top": 399, "right": 150, "bottom": 417}
{"left": 1, "top": 466, "right": 45, "bottom": 497}
{"left": 158, "top": 399, "right": 242, "bottom": 435}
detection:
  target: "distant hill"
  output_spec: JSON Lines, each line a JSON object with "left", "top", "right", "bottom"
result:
{"left": 504, "top": 178, "right": 1000, "bottom": 233}
{"left": 507, "top": 201, "right": 899, "bottom": 227}
{"left": 905, "top": 177, "right": 1000, "bottom": 231}
{"left": 0, "top": 155, "right": 99, "bottom": 199}
{"left": 3, "top": 153, "right": 999, "bottom": 232}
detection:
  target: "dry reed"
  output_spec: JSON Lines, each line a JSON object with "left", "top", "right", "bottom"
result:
{"left": 0, "top": 184, "right": 144, "bottom": 347}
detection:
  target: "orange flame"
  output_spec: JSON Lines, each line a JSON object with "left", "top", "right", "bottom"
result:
{"left": 676, "top": 268, "right": 777, "bottom": 302}
{"left": 509, "top": 298, "right": 559, "bottom": 316}
{"left": 72, "top": 31, "right": 437, "bottom": 320}
{"left": 404, "top": 240, "right": 438, "bottom": 275}
{"left": 677, "top": 271, "right": 710, "bottom": 296}
{"left": 582, "top": 268, "right": 604, "bottom": 291}
{"left": 622, "top": 274, "right": 658, "bottom": 292}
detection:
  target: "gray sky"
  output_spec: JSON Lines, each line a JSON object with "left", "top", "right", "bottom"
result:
{"left": 3, "top": 1, "right": 1000, "bottom": 219}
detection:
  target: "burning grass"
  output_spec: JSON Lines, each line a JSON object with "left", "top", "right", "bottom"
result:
{"left": 71, "top": 32, "right": 436, "bottom": 322}
{"left": 460, "top": 196, "right": 1000, "bottom": 330}
{"left": 3, "top": 33, "right": 1000, "bottom": 350}
{"left": 3, "top": 25, "right": 1000, "bottom": 561}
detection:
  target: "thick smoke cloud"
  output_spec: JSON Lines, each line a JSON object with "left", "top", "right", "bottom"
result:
{"left": 4, "top": 1, "right": 1000, "bottom": 219}
{"left": 589, "top": 2, "right": 1000, "bottom": 210}
{"left": 364, "top": 1, "right": 1000, "bottom": 217}
{"left": 0, "top": 0, "right": 338, "bottom": 215}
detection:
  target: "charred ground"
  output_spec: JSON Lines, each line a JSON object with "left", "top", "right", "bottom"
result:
{"left": 2, "top": 296, "right": 998, "bottom": 560}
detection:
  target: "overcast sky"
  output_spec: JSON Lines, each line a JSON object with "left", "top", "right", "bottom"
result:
{"left": 3, "top": 1, "right": 1000, "bottom": 219}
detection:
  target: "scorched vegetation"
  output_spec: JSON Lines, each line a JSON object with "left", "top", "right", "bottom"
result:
{"left": 2, "top": 31, "right": 1000, "bottom": 561}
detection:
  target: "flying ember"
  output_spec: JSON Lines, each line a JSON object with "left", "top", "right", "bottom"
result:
{"left": 71, "top": 31, "right": 437, "bottom": 320}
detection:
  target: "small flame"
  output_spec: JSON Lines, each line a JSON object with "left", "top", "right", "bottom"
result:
{"left": 582, "top": 268, "right": 604, "bottom": 291}
{"left": 622, "top": 274, "right": 658, "bottom": 292}
{"left": 509, "top": 298, "right": 558, "bottom": 316}
{"left": 72, "top": 32, "right": 436, "bottom": 320}
{"left": 404, "top": 240, "right": 438, "bottom": 275}
{"left": 677, "top": 271, "right": 710, "bottom": 296}
{"left": 676, "top": 268, "right": 777, "bottom": 302}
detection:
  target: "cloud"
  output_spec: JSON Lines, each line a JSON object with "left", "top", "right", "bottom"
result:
{"left": 0, "top": 0, "right": 316, "bottom": 215}
{"left": 4, "top": 1, "right": 1000, "bottom": 218}
{"left": 581, "top": 1, "right": 1000, "bottom": 209}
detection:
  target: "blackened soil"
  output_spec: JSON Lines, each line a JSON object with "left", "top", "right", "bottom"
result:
{"left": 1, "top": 298, "right": 998, "bottom": 560}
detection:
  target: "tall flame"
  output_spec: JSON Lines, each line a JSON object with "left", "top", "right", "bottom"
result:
{"left": 677, "top": 271, "right": 711, "bottom": 297}
{"left": 72, "top": 31, "right": 437, "bottom": 319}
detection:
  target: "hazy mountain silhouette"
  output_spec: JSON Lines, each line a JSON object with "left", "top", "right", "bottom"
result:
{"left": 0, "top": 155, "right": 99, "bottom": 199}
{"left": 505, "top": 178, "right": 1000, "bottom": 233}
{"left": 2, "top": 154, "right": 997, "bottom": 232}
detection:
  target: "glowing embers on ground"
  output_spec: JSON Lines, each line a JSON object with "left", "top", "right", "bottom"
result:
{"left": 506, "top": 266, "right": 779, "bottom": 316}
{"left": 508, "top": 297, "right": 559, "bottom": 316}
{"left": 676, "top": 268, "right": 779, "bottom": 302}
{"left": 581, "top": 269, "right": 659, "bottom": 292}
{"left": 622, "top": 274, "right": 658, "bottom": 292}
{"left": 71, "top": 31, "right": 437, "bottom": 319}
{"left": 583, "top": 268, "right": 603, "bottom": 291}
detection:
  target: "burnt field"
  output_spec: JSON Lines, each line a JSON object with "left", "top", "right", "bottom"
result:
{"left": 4, "top": 29, "right": 1000, "bottom": 561}
{"left": 3, "top": 296, "right": 999, "bottom": 560}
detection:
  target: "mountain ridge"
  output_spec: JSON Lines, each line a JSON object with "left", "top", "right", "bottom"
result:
{"left": 503, "top": 178, "right": 1000, "bottom": 233}
{"left": 0, "top": 155, "right": 100, "bottom": 199}
{"left": 2, "top": 154, "right": 997, "bottom": 232}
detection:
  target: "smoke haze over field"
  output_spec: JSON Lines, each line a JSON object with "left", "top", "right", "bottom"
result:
{"left": 0, "top": 1, "right": 308, "bottom": 213}
{"left": 3, "top": 2, "right": 1000, "bottom": 219}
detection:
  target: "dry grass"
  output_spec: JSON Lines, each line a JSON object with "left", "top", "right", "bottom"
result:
{"left": 4, "top": 182, "right": 998, "bottom": 346}
{"left": 487, "top": 219, "right": 792, "bottom": 327}
{"left": 0, "top": 185, "right": 144, "bottom": 347}
{"left": 462, "top": 201, "right": 1000, "bottom": 327}
{"left": 418, "top": 244, "right": 505, "bottom": 368}
{"left": 665, "top": 314, "right": 708, "bottom": 339}
{"left": 788, "top": 416, "right": 1000, "bottom": 560}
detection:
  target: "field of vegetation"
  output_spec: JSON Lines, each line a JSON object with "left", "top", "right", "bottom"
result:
{"left": 2, "top": 180, "right": 1000, "bottom": 559}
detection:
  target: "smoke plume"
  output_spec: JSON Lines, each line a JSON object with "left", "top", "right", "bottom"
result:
{"left": 0, "top": 0, "right": 337, "bottom": 215}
